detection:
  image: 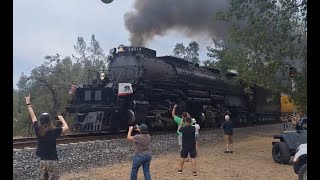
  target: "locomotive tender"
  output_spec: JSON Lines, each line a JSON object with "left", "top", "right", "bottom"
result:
{"left": 66, "top": 45, "right": 281, "bottom": 132}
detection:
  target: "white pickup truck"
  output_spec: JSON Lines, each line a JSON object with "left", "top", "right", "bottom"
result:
{"left": 293, "top": 143, "right": 307, "bottom": 180}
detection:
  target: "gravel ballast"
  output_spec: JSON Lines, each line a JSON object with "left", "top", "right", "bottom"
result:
{"left": 13, "top": 123, "right": 283, "bottom": 180}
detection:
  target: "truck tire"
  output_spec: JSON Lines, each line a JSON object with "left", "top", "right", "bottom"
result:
{"left": 272, "top": 142, "right": 291, "bottom": 164}
{"left": 298, "top": 164, "right": 307, "bottom": 180}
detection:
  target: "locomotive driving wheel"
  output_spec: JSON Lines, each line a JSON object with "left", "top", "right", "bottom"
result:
{"left": 196, "top": 111, "right": 221, "bottom": 128}
{"left": 203, "top": 106, "right": 221, "bottom": 127}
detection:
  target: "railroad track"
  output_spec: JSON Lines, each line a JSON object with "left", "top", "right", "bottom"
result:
{"left": 13, "top": 122, "right": 281, "bottom": 149}
{"left": 13, "top": 132, "right": 129, "bottom": 149}
{"left": 13, "top": 129, "right": 179, "bottom": 149}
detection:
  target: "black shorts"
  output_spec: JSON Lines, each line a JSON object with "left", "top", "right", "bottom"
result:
{"left": 181, "top": 147, "right": 196, "bottom": 158}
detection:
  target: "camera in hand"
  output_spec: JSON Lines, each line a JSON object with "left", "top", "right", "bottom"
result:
{"left": 54, "top": 116, "right": 62, "bottom": 127}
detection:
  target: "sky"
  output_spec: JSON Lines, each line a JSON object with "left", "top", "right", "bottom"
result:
{"left": 13, "top": 0, "right": 213, "bottom": 89}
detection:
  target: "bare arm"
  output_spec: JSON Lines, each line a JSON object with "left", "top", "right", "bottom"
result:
{"left": 178, "top": 118, "right": 184, "bottom": 131}
{"left": 57, "top": 115, "right": 69, "bottom": 133}
{"left": 25, "top": 94, "right": 37, "bottom": 123}
{"left": 172, "top": 104, "right": 177, "bottom": 118}
{"left": 291, "top": 116, "right": 296, "bottom": 123}
{"left": 127, "top": 126, "right": 134, "bottom": 141}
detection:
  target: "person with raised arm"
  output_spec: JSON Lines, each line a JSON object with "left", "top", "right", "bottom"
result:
{"left": 127, "top": 124, "right": 152, "bottom": 180}
{"left": 177, "top": 117, "right": 197, "bottom": 176}
{"left": 172, "top": 104, "right": 188, "bottom": 151}
{"left": 25, "top": 94, "right": 69, "bottom": 180}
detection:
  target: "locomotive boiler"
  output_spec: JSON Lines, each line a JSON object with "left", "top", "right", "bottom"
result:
{"left": 66, "top": 45, "right": 281, "bottom": 132}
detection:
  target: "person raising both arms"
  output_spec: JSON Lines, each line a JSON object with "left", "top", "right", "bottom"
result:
{"left": 25, "top": 94, "right": 69, "bottom": 180}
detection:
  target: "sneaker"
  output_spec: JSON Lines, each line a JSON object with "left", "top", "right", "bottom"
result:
{"left": 193, "top": 172, "right": 197, "bottom": 176}
{"left": 224, "top": 150, "right": 229, "bottom": 153}
{"left": 229, "top": 151, "right": 233, "bottom": 153}
{"left": 178, "top": 170, "right": 183, "bottom": 174}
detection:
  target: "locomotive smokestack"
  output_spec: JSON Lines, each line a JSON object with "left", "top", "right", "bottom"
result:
{"left": 124, "top": 0, "right": 230, "bottom": 46}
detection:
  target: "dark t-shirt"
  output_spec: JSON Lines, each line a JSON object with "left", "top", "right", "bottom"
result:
{"left": 179, "top": 125, "right": 196, "bottom": 149}
{"left": 222, "top": 121, "right": 233, "bottom": 135}
{"left": 33, "top": 121, "right": 62, "bottom": 160}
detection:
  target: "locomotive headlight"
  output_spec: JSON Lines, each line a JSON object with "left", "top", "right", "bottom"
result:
{"left": 118, "top": 44, "right": 125, "bottom": 53}
{"left": 100, "top": 72, "right": 105, "bottom": 80}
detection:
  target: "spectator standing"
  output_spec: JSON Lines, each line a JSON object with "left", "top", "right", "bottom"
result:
{"left": 191, "top": 118, "right": 200, "bottom": 156}
{"left": 280, "top": 114, "right": 289, "bottom": 131}
{"left": 293, "top": 114, "right": 301, "bottom": 129}
{"left": 171, "top": 104, "right": 188, "bottom": 151}
{"left": 177, "top": 117, "right": 197, "bottom": 176}
{"left": 25, "top": 94, "right": 69, "bottom": 180}
{"left": 291, "top": 113, "right": 300, "bottom": 130}
{"left": 221, "top": 115, "right": 233, "bottom": 153}
{"left": 127, "top": 124, "right": 152, "bottom": 180}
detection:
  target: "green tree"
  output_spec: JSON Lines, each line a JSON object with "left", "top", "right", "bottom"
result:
{"left": 173, "top": 41, "right": 200, "bottom": 64}
{"left": 14, "top": 35, "right": 108, "bottom": 136}
{"left": 13, "top": 89, "right": 19, "bottom": 122}
{"left": 73, "top": 35, "right": 107, "bottom": 70}
{"left": 205, "top": 37, "right": 243, "bottom": 74}
{"left": 208, "top": 0, "right": 307, "bottom": 112}
{"left": 17, "top": 56, "right": 74, "bottom": 118}
{"left": 13, "top": 89, "right": 21, "bottom": 136}
{"left": 173, "top": 43, "right": 186, "bottom": 58}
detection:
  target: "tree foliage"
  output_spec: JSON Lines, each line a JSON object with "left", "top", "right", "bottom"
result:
{"left": 73, "top": 35, "right": 107, "bottom": 70}
{"left": 173, "top": 41, "right": 200, "bottom": 64}
{"left": 206, "top": 0, "right": 307, "bottom": 113}
{"left": 14, "top": 35, "right": 108, "bottom": 137}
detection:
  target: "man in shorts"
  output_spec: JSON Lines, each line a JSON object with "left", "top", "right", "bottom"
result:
{"left": 177, "top": 117, "right": 197, "bottom": 176}
{"left": 221, "top": 114, "right": 233, "bottom": 153}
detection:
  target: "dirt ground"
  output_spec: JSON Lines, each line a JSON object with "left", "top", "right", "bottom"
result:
{"left": 61, "top": 132, "right": 297, "bottom": 180}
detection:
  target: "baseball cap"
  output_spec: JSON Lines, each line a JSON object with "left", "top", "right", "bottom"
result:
{"left": 138, "top": 124, "right": 149, "bottom": 133}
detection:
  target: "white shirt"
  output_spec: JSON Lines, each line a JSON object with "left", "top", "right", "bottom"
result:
{"left": 193, "top": 124, "right": 200, "bottom": 135}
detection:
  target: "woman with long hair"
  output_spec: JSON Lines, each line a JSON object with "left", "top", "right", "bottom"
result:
{"left": 25, "top": 94, "right": 69, "bottom": 180}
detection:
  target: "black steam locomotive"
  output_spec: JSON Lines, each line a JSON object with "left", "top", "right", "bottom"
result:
{"left": 66, "top": 45, "right": 280, "bottom": 132}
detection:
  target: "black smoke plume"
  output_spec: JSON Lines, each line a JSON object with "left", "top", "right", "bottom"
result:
{"left": 124, "top": 0, "right": 230, "bottom": 46}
